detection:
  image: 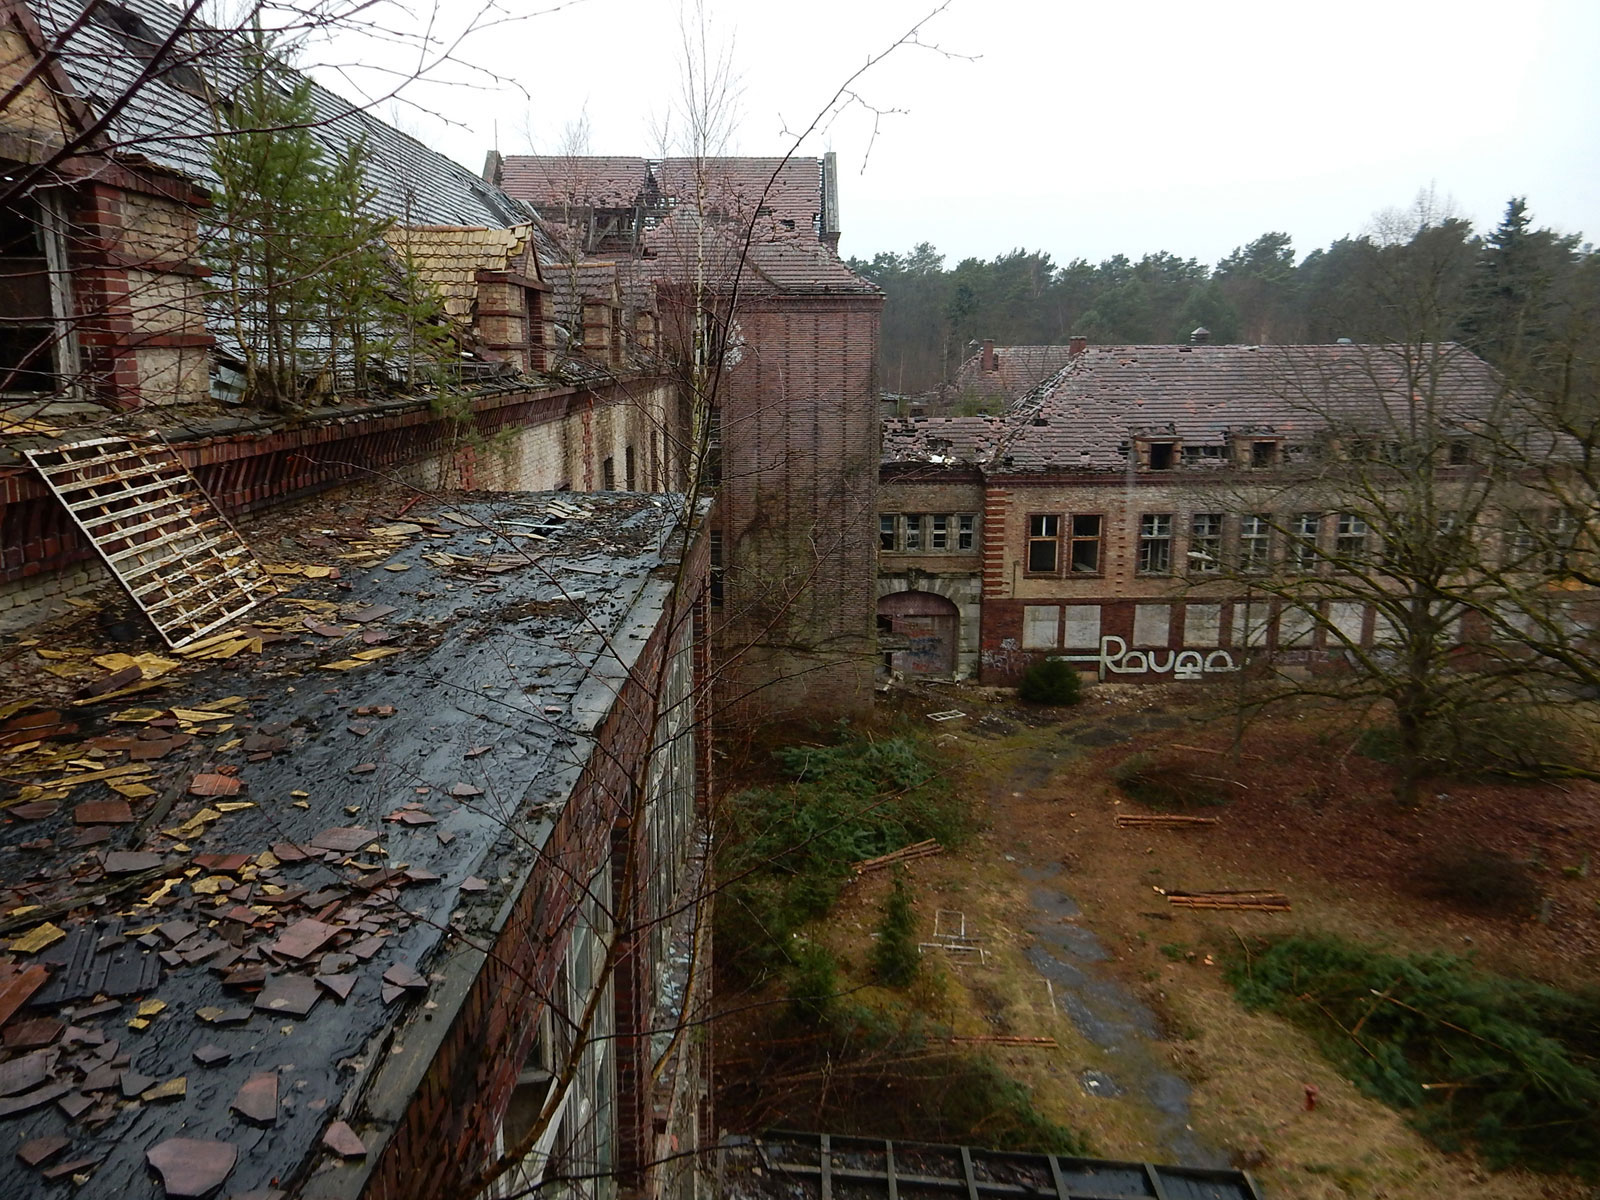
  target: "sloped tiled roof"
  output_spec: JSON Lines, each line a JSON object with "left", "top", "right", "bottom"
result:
{"left": 952, "top": 344, "right": 1080, "bottom": 399}
{"left": 999, "top": 342, "right": 1504, "bottom": 473}
{"left": 886, "top": 343, "right": 1506, "bottom": 474}
{"left": 383, "top": 224, "right": 536, "bottom": 322}
{"left": 640, "top": 208, "right": 879, "bottom": 298}
{"left": 31, "top": 0, "right": 530, "bottom": 228}
{"left": 497, "top": 155, "right": 652, "bottom": 209}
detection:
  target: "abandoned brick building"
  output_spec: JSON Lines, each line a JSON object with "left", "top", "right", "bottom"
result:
{"left": 0, "top": 1, "right": 721, "bottom": 1197}
{"left": 492, "top": 154, "right": 885, "bottom": 720}
{"left": 879, "top": 338, "right": 1585, "bottom": 686}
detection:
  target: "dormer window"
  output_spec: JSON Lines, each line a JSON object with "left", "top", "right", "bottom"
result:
{"left": 1147, "top": 441, "right": 1176, "bottom": 471}
{"left": 1250, "top": 440, "right": 1279, "bottom": 468}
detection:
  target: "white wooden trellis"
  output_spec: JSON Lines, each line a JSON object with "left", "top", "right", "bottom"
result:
{"left": 24, "top": 432, "right": 270, "bottom": 648}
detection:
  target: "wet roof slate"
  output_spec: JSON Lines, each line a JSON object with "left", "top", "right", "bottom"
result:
{"left": 0, "top": 489, "right": 693, "bottom": 1199}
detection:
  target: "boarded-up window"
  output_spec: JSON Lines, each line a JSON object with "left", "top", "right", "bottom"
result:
{"left": 1232, "top": 601, "right": 1269, "bottom": 646}
{"left": 1063, "top": 605, "right": 1101, "bottom": 648}
{"left": 1133, "top": 604, "right": 1170, "bottom": 647}
{"left": 1279, "top": 605, "right": 1316, "bottom": 646}
{"left": 1022, "top": 605, "right": 1060, "bottom": 650}
{"left": 1328, "top": 601, "right": 1364, "bottom": 644}
{"left": 1185, "top": 604, "right": 1221, "bottom": 647}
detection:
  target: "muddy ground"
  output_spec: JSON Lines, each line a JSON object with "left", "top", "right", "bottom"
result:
{"left": 722, "top": 678, "right": 1600, "bottom": 1200}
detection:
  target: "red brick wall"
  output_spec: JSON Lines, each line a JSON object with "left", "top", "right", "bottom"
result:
{"left": 712, "top": 293, "right": 883, "bottom": 723}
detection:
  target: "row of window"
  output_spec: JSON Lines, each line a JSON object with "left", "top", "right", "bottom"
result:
{"left": 1026, "top": 509, "right": 1577, "bottom": 577}
{"left": 880, "top": 512, "right": 978, "bottom": 553}
{"left": 1137, "top": 435, "right": 1474, "bottom": 472}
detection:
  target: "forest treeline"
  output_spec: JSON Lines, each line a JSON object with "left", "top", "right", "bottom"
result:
{"left": 847, "top": 197, "right": 1598, "bottom": 395}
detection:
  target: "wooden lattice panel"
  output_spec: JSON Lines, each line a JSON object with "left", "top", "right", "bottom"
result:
{"left": 25, "top": 432, "right": 269, "bottom": 648}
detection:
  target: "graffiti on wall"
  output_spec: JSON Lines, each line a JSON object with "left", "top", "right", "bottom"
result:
{"left": 1062, "top": 635, "right": 1237, "bottom": 680}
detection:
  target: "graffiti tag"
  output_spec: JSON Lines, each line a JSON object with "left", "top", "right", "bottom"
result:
{"left": 1056, "top": 636, "right": 1238, "bottom": 681}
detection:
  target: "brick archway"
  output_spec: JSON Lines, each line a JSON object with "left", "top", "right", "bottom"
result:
{"left": 878, "top": 589, "right": 959, "bottom": 678}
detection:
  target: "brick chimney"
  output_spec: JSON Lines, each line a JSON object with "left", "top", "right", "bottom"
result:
{"left": 981, "top": 340, "right": 996, "bottom": 372}
{"left": 1069, "top": 335, "right": 1087, "bottom": 357}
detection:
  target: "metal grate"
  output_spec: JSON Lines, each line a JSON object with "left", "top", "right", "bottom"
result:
{"left": 24, "top": 431, "right": 270, "bottom": 648}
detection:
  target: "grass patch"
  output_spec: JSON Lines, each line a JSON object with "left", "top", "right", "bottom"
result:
{"left": 1109, "top": 751, "right": 1228, "bottom": 810}
{"left": 716, "top": 731, "right": 967, "bottom": 984}
{"left": 1226, "top": 933, "right": 1600, "bottom": 1174}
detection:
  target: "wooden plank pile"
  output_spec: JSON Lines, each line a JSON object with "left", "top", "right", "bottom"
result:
{"left": 1166, "top": 889, "right": 1290, "bottom": 912}
{"left": 852, "top": 839, "right": 942, "bottom": 876}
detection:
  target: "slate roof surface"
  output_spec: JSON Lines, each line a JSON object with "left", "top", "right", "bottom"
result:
{"left": 497, "top": 156, "right": 654, "bottom": 210}
{"left": 889, "top": 343, "right": 1505, "bottom": 473}
{"left": 0, "top": 488, "right": 691, "bottom": 1199}
{"left": 32, "top": 0, "right": 530, "bottom": 228}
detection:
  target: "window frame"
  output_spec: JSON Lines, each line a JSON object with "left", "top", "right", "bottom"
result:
{"left": 1188, "top": 512, "right": 1222, "bottom": 573}
{"left": 1067, "top": 513, "right": 1104, "bottom": 575}
{"left": 1334, "top": 512, "right": 1369, "bottom": 564}
{"left": 0, "top": 188, "right": 76, "bottom": 399}
{"left": 957, "top": 514, "right": 976, "bottom": 551}
{"left": 1238, "top": 513, "right": 1271, "bottom": 573}
{"left": 1137, "top": 513, "right": 1174, "bottom": 575}
{"left": 1026, "top": 513, "right": 1060, "bottom": 575}
{"left": 1289, "top": 511, "right": 1321, "bottom": 571}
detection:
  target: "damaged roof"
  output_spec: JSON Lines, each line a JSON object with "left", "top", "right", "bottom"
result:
{"left": 30, "top": 0, "right": 530, "bottom": 228}
{"left": 887, "top": 342, "right": 1506, "bottom": 474}
{"left": 384, "top": 224, "right": 542, "bottom": 324}
{"left": 0, "top": 488, "right": 696, "bottom": 1198}
{"left": 951, "top": 345, "right": 1081, "bottom": 400}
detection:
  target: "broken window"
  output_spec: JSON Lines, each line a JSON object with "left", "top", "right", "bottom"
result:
{"left": 1448, "top": 437, "right": 1472, "bottom": 466}
{"left": 0, "top": 184, "right": 72, "bottom": 396}
{"left": 1250, "top": 440, "right": 1279, "bottom": 468}
{"left": 624, "top": 445, "right": 636, "bottom": 491}
{"left": 957, "top": 514, "right": 976, "bottom": 551}
{"left": 1068, "top": 514, "right": 1103, "bottom": 573}
{"left": 879, "top": 514, "right": 897, "bottom": 551}
{"left": 1147, "top": 441, "right": 1176, "bottom": 470}
{"left": 903, "top": 513, "right": 923, "bottom": 551}
{"left": 1137, "top": 514, "right": 1172, "bottom": 574}
{"left": 1289, "top": 512, "right": 1321, "bottom": 571}
{"left": 1027, "top": 514, "right": 1059, "bottom": 574}
{"left": 1181, "top": 443, "right": 1224, "bottom": 465}
{"left": 930, "top": 514, "right": 948, "bottom": 550}
{"left": 1335, "top": 513, "right": 1368, "bottom": 563}
{"left": 601, "top": 456, "right": 615, "bottom": 490}
{"left": 1239, "top": 513, "right": 1271, "bottom": 573}
{"left": 1188, "top": 513, "right": 1222, "bottom": 572}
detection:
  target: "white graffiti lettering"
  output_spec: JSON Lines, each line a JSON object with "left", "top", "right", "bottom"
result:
{"left": 1055, "top": 635, "right": 1238, "bottom": 681}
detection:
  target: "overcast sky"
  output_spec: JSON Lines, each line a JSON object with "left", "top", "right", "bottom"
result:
{"left": 316, "top": 0, "right": 1599, "bottom": 270}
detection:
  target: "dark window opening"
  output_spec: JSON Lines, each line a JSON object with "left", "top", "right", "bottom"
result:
{"left": 709, "top": 530, "right": 724, "bottom": 609}
{"left": 1027, "top": 514, "right": 1059, "bottom": 574}
{"left": 1448, "top": 438, "right": 1471, "bottom": 466}
{"left": 879, "top": 514, "right": 897, "bottom": 551}
{"left": 876, "top": 614, "right": 894, "bottom": 634}
{"left": 1147, "top": 441, "right": 1175, "bottom": 470}
{"left": 625, "top": 445, "right": 636, "bottom": 490}
{"left": 602, "top": 456, "right": 615, "bottom": 490}
{"left": 1069, "top": 514, "right": 1102, "bottom": 573}
{"left": 957, "top": 514, "right": 976, "bottom": 550}
{"left": 0, "top": 191, "right": 60, "bottom": 395}
{"left": 1250, "top": 440, "right": 1278, "bottom": 468}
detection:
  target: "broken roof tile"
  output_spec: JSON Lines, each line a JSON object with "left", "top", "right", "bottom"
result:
{"left": 145, "top": 1137, "right": 237, "bottom": 1199}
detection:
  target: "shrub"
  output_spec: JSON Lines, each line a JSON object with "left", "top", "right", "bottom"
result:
{"left": 1357, "top": 704, "right": 1595, "bottom": 780}
{"left": 1226, "top": 933, "right": 1600, "bottom": 1172}
{"left": 785, "top": 942, "right": 840, "bottom": 1028}
{"left": 1018, "top": 658, "right": 1083, "bottom": 705}
{"left": 871, "top": 872, "right": 921, "bottom": 988}
{"left": 1110, "top": 751, "right": 1227, "bottom": 809}
{"left": 1416, "top": 845, "right": 1543, "bottom": 917}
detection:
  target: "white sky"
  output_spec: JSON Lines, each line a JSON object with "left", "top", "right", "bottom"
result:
{"left": 311, "top": 0, "right": 1600, "bottom": 269}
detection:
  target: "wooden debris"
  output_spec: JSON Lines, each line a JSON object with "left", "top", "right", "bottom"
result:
{"left": 1114, "top": 814, "right": 1221, "bottom": 828}
{"left": 1165, "top": 889, "right": 1290, "bottom": 912}
{"left": 853, "top": 839, "right": 942, "bottom": 875}
{"left": 943, "top": 1034, "right": 1058, "bottom": 1047}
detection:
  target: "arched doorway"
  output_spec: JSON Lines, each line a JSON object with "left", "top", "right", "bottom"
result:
{"left": 878, "top": 590, "right": 960, "bottom": 678}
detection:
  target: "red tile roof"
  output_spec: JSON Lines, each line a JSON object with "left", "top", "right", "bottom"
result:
{"left": 888, "top": 343, "right": 1506, "bottom": 473}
